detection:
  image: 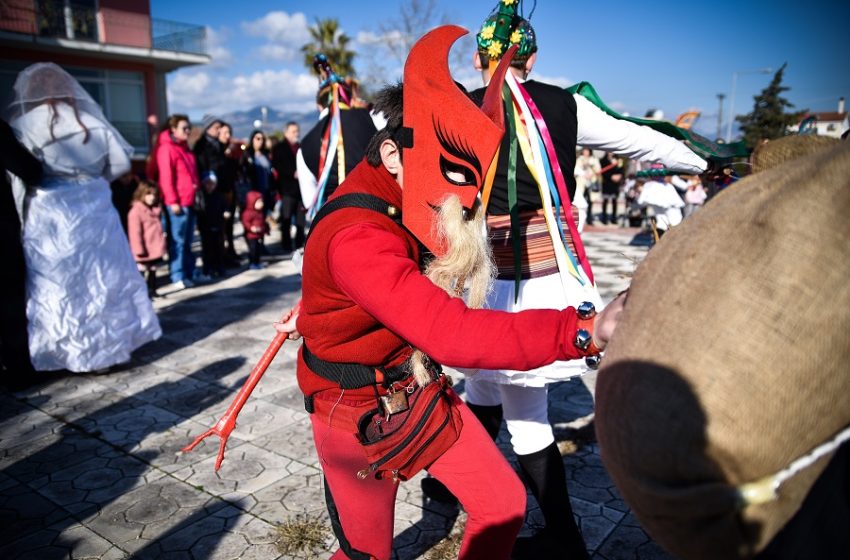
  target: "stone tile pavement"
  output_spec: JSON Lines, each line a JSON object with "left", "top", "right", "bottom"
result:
{"left": 0, "top": 227, "right": 677, "bottom": 559}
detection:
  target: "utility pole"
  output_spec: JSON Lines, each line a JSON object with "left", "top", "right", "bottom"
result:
{"left": 716, "top": 93, "right": 725, "bottom": 142}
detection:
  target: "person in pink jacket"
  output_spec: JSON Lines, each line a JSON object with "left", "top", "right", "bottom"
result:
{"left": 155, "top": 114, "right": 199, "bottom": 289}
{"left": 127, "top": 181, "right": 167, "bottom": 298}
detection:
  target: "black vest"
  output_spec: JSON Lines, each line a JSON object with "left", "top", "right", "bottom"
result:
{"left": 300, "top": 108, "right": 377, "bottom": 202}
{"left": 471, "top": 80, "right": 578, "bottom": 215}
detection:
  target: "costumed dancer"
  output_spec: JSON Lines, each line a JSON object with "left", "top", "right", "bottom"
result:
{"left": 273, "top": 27, "right": 625, "bottom": 560}
{"left": 5, "top": 63, "right": 161, "bottom": 373}
{"left": 296, "top": 54, "right": 378, "bottom": 216}
{"left": 444, "top": 2, "right": 708, "bottom": 556}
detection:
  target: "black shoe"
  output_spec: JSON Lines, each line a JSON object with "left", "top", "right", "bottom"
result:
{"left": 420, "top": 476, "right": 459, "bottom": 505}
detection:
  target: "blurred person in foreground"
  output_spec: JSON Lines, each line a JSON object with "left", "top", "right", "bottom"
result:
{"left": 0, "top": 117, "right": 42, "bottom": 385}
{"left": 272, "top": 27, "right": 625, "bottom": 559}
{"left": 5, "top": 62, "right": 160, "bottom": 374}
{"left": 595, "top": 135, "right": 848, "bottom": 560}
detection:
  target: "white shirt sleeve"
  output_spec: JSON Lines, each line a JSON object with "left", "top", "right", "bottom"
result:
{"left": 296, "top": 148, "right": 318, "bottom": 209}
{"left": 574, "top": 94, "right": 707, "bottom": 174}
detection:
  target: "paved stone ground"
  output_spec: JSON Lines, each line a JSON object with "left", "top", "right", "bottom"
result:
{"left": 0, "top": 226, "right": 677, "bottom": 559}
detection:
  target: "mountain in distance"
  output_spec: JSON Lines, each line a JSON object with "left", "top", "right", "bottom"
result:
{"left": 220, "top": 106, "right": 320, "bottom": 140}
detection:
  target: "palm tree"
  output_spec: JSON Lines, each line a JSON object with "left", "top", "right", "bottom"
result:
{"left": 301, "top": 18, "right": 356, "bottom": 77}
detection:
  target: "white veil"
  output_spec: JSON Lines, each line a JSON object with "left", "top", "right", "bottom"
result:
{"left": 4, "top": 62, "right": 133, "bottom": 158}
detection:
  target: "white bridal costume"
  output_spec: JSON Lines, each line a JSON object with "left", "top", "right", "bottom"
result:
{"left": 7, "top": 63, "right": 161, "bottom": 372}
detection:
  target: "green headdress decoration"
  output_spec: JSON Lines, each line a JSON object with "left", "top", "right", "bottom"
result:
{"left": 477, "top": 0, "right": 537, "bottom": 61}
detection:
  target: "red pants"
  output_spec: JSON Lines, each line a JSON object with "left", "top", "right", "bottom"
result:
{"left": 310, "top": 390, "right": 526, "bottom": 560}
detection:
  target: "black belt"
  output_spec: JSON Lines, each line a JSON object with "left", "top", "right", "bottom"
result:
{"left": 302, "top": 344, "right": 443, "bottom": 413}
{"left": 302, "top": 343, "right": 414, "bottom": 389}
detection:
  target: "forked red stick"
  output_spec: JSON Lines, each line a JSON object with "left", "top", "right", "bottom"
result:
{"left": 182, "top": 302, "right": 301, "bottom": 470}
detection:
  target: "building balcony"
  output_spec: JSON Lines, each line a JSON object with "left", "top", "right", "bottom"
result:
{"left": 0, "top": 1, "right": 210, "bottom": 70}
{"left": 151, "top": 18, "right": 206, "bottom": 56}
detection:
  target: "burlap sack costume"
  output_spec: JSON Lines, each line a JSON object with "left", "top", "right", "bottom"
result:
{"left": 595, "top": 140, "right": 850, "bottom": 559}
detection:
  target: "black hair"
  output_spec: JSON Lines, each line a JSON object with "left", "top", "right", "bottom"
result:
{"left": 366, "top": 83, "right": 404, "bottom": 166}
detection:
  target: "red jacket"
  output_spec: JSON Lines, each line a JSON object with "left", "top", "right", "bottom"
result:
{"left": 155, "top": 129, "right": 198, "bottom": 207}
{"left": 241, "top": 191, "right": 268, "bottom": 240}
{"left": 297, "top": 161, "right": 590, "bottom": 400}
{"left": 127, "top": 200, "right": 166, "bottom": 263}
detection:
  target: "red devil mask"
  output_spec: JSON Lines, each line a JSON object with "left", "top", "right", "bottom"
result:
{"left": 401, "top": 25, "right": 515, "bottom": 256}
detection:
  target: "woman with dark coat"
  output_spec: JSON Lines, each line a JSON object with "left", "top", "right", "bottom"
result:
{"left": 239, "top": 129, "right": 274, "bottom": 213}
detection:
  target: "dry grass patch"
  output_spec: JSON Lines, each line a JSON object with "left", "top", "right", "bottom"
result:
{"left": 275, "top": 513, "right": 331, "bottom": 558}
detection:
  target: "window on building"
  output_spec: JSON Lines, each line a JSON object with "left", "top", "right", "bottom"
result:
{"left": 0, "top": 62, "right": 149, "bottom": 156}
{"left": 69, "top": 68, "right": 150, "bottom": 155}
{"left": 37, "top": 0, "right": 98, "bottom": 42}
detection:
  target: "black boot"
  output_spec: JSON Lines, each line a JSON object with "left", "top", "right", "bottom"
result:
{"left": 421, "top": 403, "right": 505, "bottom": 504}
{"left": 515, "top": 443, "right": 589, "bottom": 559}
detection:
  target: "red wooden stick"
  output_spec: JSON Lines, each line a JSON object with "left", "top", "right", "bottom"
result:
{"left": 182, "top": 302, "right": 301, "bottom": 471}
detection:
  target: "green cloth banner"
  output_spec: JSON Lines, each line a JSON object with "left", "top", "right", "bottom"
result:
{"left": 566, "top": 81, "right": 750, "bottom": 162}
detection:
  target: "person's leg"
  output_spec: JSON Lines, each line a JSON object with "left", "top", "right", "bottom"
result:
{"left": 584, "top": 188, "right": 594, "bottom": 225}
{"left": 247, "top": 239, "right": 259, "bottom": 265}
{"left": 310, "top": 414, "right": 398, "bottom": 560}
{"left": 423, "top": 376, "right": 504, "bottom": 503}
{"left": 145, "top": 265, "right": 158, "bottom": 297}
{"left": 465, "top": 376, "right": 504, "bottom": 441}
{"left": 166, "top": 207, "right": 187, "bottom": 283}
{"left": 611, "top": 194, "right": 620, "bottom": 226}
{"left": 212, "top": 229, "right": 225, "bottom": 275}
{"left": 501, "top": 384, "right": 589, "bottom": 559}
{"left": 294, "top": 205, "right": 306, "bottom": 249}
{"left": 600, "top": 196, "right": 609, "bottom": 224}
{"left": 183, "top": 207, "right": 196, "bottom": 279}
{"left": 280, "top": 195, "right": 294, "bottom": 251}
{"left": 198, "top": 216, "right": 212, "bottom": 275}
{"left": 428, "top": 395, "right": 526, "bottom": 560}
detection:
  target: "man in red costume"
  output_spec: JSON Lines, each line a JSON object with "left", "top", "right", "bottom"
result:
{"left": 276, "top": 27, "right": 625, "bottom": 559}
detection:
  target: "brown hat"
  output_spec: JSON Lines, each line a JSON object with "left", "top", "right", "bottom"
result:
{"left": 595, "top": 141, "right": 850, "bottom": 558}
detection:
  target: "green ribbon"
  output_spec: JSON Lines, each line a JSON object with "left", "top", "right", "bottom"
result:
{"left": 566, "top": 81, "right": 750, "bottom": 163}
{"left": 503, "top": 84, "right": 522, "bottom": 302}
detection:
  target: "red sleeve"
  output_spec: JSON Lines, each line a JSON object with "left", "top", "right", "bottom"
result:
{"left": 327, "top": 223, "right": 586, "bottom": 371}
{"left": 157, "top": 146, "right": 178, "bottom": 206}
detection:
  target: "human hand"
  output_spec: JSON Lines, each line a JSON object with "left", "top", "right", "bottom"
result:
{"left": 273, "top": 306, "right": 301, "bottom": 340}
{"left": 170, "top": 204, "right": 183, "bottom": 215}
{"left": 592, "top": 290, "right": 628, "bottom": 350}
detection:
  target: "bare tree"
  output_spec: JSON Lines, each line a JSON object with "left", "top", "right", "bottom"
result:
{"left": 359, "top": 0, "right": 475, "bottom": 94}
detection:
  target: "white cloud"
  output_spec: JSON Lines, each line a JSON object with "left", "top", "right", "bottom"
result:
{"left": 205, "top": 26, "right": 232, "bottom": 67}
{"left": 241, "top": 11, "right": 310, "bottom": 45}
{"left": 257, "top": 44, "right": 299, "bottom": 62}
{"left": 357, "top": 29, "right": 406, "bottom": 47}
{"left": 166, "top": 68, "right": 319, "bottom": 118}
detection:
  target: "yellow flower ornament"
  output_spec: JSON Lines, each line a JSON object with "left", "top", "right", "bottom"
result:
{"left": 487, "top": 41, "right": 503, "bottom": 58}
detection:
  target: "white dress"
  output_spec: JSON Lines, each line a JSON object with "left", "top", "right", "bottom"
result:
{"left": 13, "top": 104, "right": 161, "bottom": 372}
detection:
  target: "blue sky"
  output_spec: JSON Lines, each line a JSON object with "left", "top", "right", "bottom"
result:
{"left": 151, "top": 0, "right": 849, "bottom": 141}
